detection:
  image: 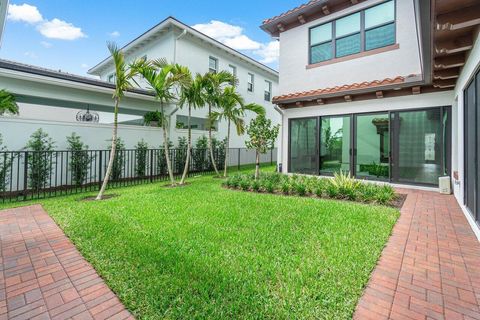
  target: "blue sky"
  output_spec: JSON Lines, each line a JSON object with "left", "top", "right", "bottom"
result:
{"left": 3, "top": 1, "right": 305, "bottom": 76}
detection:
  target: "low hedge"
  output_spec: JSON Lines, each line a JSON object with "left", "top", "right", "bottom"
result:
{"left": 223, "top": 171, "right": 397, "bottom": 206}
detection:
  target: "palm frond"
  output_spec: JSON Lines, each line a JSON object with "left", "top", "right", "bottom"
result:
{"left": 0, "top": 89, "right": 19, "bottom": 116}
{"left": 243, "top": 103, "right": 266, "bottom": 116}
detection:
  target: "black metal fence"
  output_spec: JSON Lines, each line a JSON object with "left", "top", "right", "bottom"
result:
{"left": 0, "top": 148, "right": 277, "bottom": 203}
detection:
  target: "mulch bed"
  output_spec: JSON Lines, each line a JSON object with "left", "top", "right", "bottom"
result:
{"left": 81, "top": 194, "right": 119, "bottom": 201}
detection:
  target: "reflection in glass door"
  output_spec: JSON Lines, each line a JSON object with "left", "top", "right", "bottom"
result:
{"left": 355, "top": 113, "right": 390, "bottom": 180}
{"left": 394, "top": 109, "right": 443, "bottom": 185}
{"left": 319, "top": 116, "right": 351, "bottom": 175}
{"left": 289, "top": 118, "right": 318, "bottom": 174}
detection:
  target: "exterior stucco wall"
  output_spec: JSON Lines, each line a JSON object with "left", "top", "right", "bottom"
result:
{"left": 278, "top": 0, "right": 422, "bottom": 95}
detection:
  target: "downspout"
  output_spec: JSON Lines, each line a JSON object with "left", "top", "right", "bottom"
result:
{"left": 173, "top": 29, "right": 187, "bottom": 64}
{"left": 274, "top": 105, "right": 284, "bottom": 173}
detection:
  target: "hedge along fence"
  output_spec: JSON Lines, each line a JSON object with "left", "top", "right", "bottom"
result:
{"left": 0, "top": 147, "right": 277, "bottom": 203}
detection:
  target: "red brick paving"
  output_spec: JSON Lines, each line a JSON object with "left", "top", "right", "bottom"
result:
{"left": 0, "top": 205, "right": 134, "bottom": 320}
{"left": 354, "top": 189, "right": 480, "bottom": 320}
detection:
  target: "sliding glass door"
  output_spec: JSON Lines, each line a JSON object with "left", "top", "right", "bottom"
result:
{"left": 319, "top": 115, "right": 351, "bottom": 175}
{"left": 289, "top": 118, "right": 318, "bottom": 174}
{"left": 355, "top": 113, "right": 390, "bottom": 180}
{"left": 288, "top": 107, "right": 450, "bottom": 187}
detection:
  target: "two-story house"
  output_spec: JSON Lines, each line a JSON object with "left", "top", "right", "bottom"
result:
{"left": 262, "top": 0, "right": 480, "bottom": 235}
{"left": 88, "top": 17, "right": 280, "bottom": 148}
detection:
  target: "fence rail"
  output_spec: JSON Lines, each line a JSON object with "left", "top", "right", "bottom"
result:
{"left": 0, "top": 148, "right": 277, "bottom": 203}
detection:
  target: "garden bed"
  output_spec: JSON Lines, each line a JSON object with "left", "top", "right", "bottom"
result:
{"left": 223, "top": 172, "right": 405, "bottom": 208}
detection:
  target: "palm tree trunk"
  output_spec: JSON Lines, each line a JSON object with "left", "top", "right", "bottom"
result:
{"left": 180, "top": 105, "right": 192, "bottom": 184}
{"left": 255, "top": 151, "right": 260, "bottom": 180}
{"left": 162, "top": 103, "right": 175, "bottom": 185}
{"left": 96, "top": 97, "right": 119, "bottom": 200}
{"left": 223, "top": 120, "right": 230, "bottom": 178}
{"left": 208, "top": 104, "right": 220, "bottom": 176}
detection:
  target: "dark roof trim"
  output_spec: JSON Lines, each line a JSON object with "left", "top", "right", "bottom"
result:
{"left": 89, "top": 16, "right": 279, "bottom": 76}
{"left": 0, "top": 59, "right": 154, "bottom": 97}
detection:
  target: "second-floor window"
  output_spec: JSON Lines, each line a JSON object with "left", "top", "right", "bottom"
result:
{"left": 264, "top": 80, "right": 272, "bottom": 101}
{"left": 309, "top": 0, "right": 395, "bottom": 64}
{"left": 209, "top": 56, "right": 218, "bottom": 73}
{"left": 108, "top": 73, "right": 116, "bottom": 83}
{"left": 248, "top": 73, "right": 254, "bottom": 92}
{"left": 228, "top": 64, "right": 237, "bottom": 85}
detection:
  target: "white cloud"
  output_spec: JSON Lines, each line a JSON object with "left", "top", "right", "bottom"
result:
{"left": 40, "top": 41, "right": 52, "bottom": 48}
{"left": 108, "top": 31, "right": 120, "bottom": 38}
{"left": 192, "top": 20, "right": 278, "bottom": 64}
{"left": 255, "top": 41, "right": 280, "bottom": 64}
{"left": 37, "top": 18, "right": 86, "bottom": 40}
{"left": 24, "top": 51, "right": 38, "bottom": 59}
{"left": 80, "top": 63, "right": 89, "bottom": 69}
{"left": 7, "top": 4, "right": 43, "bottom": 24}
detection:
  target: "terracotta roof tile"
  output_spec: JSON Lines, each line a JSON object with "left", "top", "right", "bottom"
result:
{"left": 263, "top": 0, "right": 323, "bottom": 25}
{"left": 272, "top": 76, "right": 408, "bottom": 103}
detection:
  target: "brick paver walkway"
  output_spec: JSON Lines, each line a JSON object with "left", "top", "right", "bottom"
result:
{"left": 354, "top": 189, "right": 480, "bottom": 320}
{"left": 0, "top": 205, "right": 133, "bottom": 320}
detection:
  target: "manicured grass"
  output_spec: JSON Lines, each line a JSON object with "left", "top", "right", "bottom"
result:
{"left": 0, "top": 166, "right": 399, "bottom": 319}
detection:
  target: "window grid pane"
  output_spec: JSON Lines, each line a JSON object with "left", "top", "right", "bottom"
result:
{"left": 365, "top": 0, "right": 395, "bottom": 29}
{"left": 365, "top": 23, "right": 395, "bottom": 50}
{"left": 311, "top": 42, "right": 333, "bottom": 63}
{"left": 336, "top": 33, "right": 361, "bottom": 58}
{"left": 311, "top": 23, "right": 332, "bottom": 45}
{"left": 335, "top": 12, "right": 361, "bottom": 38}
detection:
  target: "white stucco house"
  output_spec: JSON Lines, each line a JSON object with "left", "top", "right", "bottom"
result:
{"left": 261, "top": 0, "right": 480, "bottom": 236}
{"left": 0, "top": 16, "right": 279, "bottom": 150}
{"left": 88, "top": 17, "right": 280, "bottom": 149}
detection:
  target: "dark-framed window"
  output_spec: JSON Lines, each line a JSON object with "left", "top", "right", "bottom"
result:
{"left": 209, "top": 56, "right": 218, "bottom": 74}
{"left": 247, "top": 73, "right": 254, "bottom": 92}
{"left": 264, "top": 80, "right": 272, "bottom": 101}
{"left": 309, "top": 0, "right": 396, "bottom": 64}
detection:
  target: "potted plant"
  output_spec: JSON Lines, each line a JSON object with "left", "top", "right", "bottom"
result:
{"left": 144, "top": 111, "right": 163, "bottom": 127}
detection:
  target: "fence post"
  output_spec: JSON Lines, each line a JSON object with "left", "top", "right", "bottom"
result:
{"left": 23, "top": 151, "right": 28, "bottom": 201}
{"left": 98, "top": 150, "right": 103, "bottom": 190}
{"left": 149, "top": 149, "right": 154, "bottom": 182}
{"left": 237, "top": 148, "right": 241, "bottom": 171}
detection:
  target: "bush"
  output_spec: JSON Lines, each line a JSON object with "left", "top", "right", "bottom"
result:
{"left": 0, "top": 134, "right": 14, "bottom": 193}
{"left": 25, "top": 129, "right": 56, "bottom": 191}
{"left": 108, "top": 137, "right": 125, "bottom": 180}
{"left": 224, "top": 171, "right": 396, "bottom": 206}
{"left": 157, "top": 140, "right": 173, "bottom": 175}
{"left": 175, "top": 137, "right": 188, "bottom": 174}
{"left": 193, "top": 135, "right": 209, "bottom": 172}
{"left": 135, "top": 139, "right": 149, "bottom": 177}
{"left": 66, "top": 133, "right": 92, "bottom": 187}
{"left": 211, "top": 137, "right": 226, "bottom": 170}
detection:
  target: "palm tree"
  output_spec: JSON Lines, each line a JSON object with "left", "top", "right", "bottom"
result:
{"left": 132, "top": 59, "right": 190, "bottom": 185}
{"left": 0, "top": 89, "right": 19, "bottom": 116}
{"left": 203, "top": 71, "right": 235, "bottom": 176}
{"left": 211, "top": 87, "right": 265, "bottom": 177}
{"left": 178, "top": 72, "right": 206, "bottom": 185}
{"left": 96, "top": 42, "right": 138, "bottom": 200}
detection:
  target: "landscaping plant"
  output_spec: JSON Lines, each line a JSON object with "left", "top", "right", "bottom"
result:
{"left": 25, "top": 129, "right": 56, "bottom": 191}
{"left": 176, "top": 137, "right": 188, "bottom": 175}
{"left": 245, "top": 114, "right": 279, "bottom": 180}
{"left": 135, "top": 139, "right": 149, "bottom": 177}
{"left": 108, "top": 137, "right": 125, "bottom": 181}
{"left": 157, "top": 140, "right": 173, "bottom": 176}
{"left": 0, "top": 134, "right": 14, "bottom": 193}
{"left": 143, "top": 111, "right": 163, "bottom": 127}
{"left": 0, "top": 89, "right": 19, "bottom": 116}
{"left": 66, "top": 133, "right": 93, "bottom": 187}
{"left": 211, "top": 86, "right": 265, "bottom": 177}
{"left": 193, "top": 135, "right": 209, "bottom": 172}
{"left": 96, "top": 42, "right": 139, "bottom": 200}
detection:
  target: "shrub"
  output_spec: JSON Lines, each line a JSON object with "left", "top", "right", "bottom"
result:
{"left": 240, "top": 178, "right": 250, "bottom": 191}
{"left": 264, "top": 181, "right": 275, "bottom": 193}
{"left": 329, "top": 171, "right": 361, "bottom": 200}
{"left": 375, "top": 185, "right": 396, "bottom": 205}
{"left": 135, "top": 139, "right": 149, "bottom": 177}
{"left": 157, "top": 139, "right": 173, "bottom": 175}
{"left": 25, "top": 129, "right": 56, "bottom": 191}
{"left": 66, "top": 133, "right": 92, "bottom": 187}
{"left": 0, "top": 134, "right": 14, "bottom": 193}
{"left": 292, "top": 181, "right": 307, "bottom": 196}
{"left": 211, "top": 137, "right": 226, "bottom": 170}
{"left": 252, "top": 180, "right": 261, "bottom": 192}
{"left": 108, "top": 137, "right": 125, "bottom": 180}
{"left": 281, "top": 179, "right": 291, "bottom": 195}
{"left": 143, "top": 111, "right": 163, "bottom": 127}
{"left": 175, "top": 137, "right": 188, "bottom": 174}
{"left": 193, "top": 135, "right": 209, "bottom": 172}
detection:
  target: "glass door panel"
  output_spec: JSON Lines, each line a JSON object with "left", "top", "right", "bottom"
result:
{"left": 289, "top": 118, "right": 318, "bottom": 174}
{"left": 320, "top": 116, "right": 351, "bottom": 175}
{"left": 396, "top": 109, "right": 443, "bottom": 185}
{"left": 355, "top": 113, "right": 390, "bottom": 179}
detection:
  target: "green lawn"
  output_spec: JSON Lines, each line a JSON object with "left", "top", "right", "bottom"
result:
{"left": 0, "top": 166, "right": 399, "bottom": 319}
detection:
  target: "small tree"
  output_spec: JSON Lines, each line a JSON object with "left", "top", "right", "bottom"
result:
{"left": 193, "top": 135, "right": 208, "bottom": 172}
{"left": 246, "top": 115, "right": 280, "bottom": 180}
{"left": 108, "top": 137, "right": 125, "bottom": 180}
{"left": 135, "top": 139, "right": 149, "bottom": 177}
{"left": 25, "top": 129, "right": 56, "bottom": 191}
{"left": 175, "top": 137, "right": 188, "bottom": 175}
{"left": 66, "top": 133, "right": 92, "bottom": 187}
{"left": 0, "top": 134, "right": 14, "bottom": 193}
{"left": 0, "top": 89, "right": 19, "bottom": 116}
